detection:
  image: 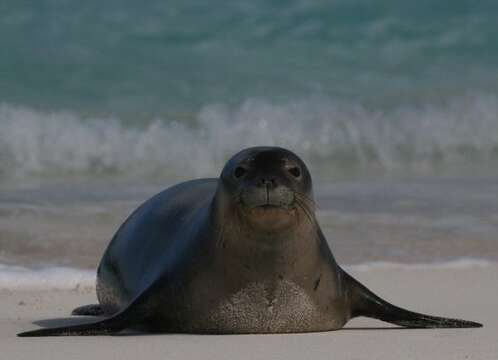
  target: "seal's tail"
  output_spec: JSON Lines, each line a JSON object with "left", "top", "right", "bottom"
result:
{"left": 345, "top": 271, "right": 482, "bottom": 328}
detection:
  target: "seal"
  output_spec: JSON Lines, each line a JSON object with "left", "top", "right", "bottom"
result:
{"left": 18, "top": 146, "right": 482, "bottom": 336}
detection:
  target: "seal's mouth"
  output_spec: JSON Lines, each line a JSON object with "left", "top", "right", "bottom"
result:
{"left": 240, "top": 197, "right": 296, "bottom": 224}
{"left": 237, "top": 188, "right": 312, "bottom": 230}
{"left": 249, "top": 202, "right": 293, "bottom": 211}
{"left": 239, "top": 194, "right": 297, "bottom": 231}
{"left": 240, "top": 196, "right": 295, "bottom": 211}
{"left": 239, "top": 186, "right": 295, "bottom": 211}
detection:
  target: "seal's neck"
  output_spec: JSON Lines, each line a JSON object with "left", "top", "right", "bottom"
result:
{"left": 209, "top": 194, "right": 322, "bottom": 281}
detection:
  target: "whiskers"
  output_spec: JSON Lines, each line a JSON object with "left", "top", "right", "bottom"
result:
{"left": 294, "top": 191, "right": 317, "bottom": 209}
{"left": 232, "top": 189, "right": 316, "bottom": 228}
{"left": 293, "top": 192, "right": 316, "bottom": 226}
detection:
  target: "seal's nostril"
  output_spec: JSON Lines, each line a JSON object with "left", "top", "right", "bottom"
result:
{"left": 258, "top": 178, "right": 277, "bottom": 188}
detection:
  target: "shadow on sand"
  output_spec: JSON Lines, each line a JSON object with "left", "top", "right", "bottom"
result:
{"left": 30, "top": 317, "right": 411, "bottom": 336}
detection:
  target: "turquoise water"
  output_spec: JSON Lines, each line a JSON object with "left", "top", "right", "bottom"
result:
{"left": 1, "top": 2, "right": 497, "bottom": 272}
{"left": 1, "top": 1, "right": 498, "bottom": 182}
{"left": 2, "top": 1, "right": 498, "bottom": 114}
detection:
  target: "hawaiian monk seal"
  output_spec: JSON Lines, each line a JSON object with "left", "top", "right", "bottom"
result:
{"left": 18, "top": 146, "right": 481, "bottom": 336}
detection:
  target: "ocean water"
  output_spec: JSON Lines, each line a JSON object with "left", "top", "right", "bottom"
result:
{"left": 1, "top": 1, "right": 498, "bottom": 286}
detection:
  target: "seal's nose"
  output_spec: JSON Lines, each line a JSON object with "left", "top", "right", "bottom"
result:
{"left": 257, "top": 177, "right": 277, "bottom": 189}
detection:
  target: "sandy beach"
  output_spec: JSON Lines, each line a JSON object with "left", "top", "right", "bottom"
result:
{"left": 3, "top": 1, "right": 498, "bottom": 359}
{"left": 4, "top": 263, "right": 497, "bottom": 360}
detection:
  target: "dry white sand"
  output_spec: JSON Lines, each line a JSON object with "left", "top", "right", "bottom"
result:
{"left": 4, "top": 265, "right": 497, "bottom": 360}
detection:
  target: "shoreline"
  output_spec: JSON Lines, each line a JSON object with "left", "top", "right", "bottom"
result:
{"left": 1, "top": 258, "right": 495, "bottom": 291}
{"left": 4, "top": 264, "right": 497, "bottom": 359}
{"left": 0, "top": 258, "right": 495, "bottom": 291}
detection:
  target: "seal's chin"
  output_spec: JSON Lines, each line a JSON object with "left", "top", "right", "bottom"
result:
{"left": 242, "top": 203, "right": 296, "bottom": 231}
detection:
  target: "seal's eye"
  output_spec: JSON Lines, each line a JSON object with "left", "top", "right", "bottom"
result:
{"left": 288, "top": 166, "right": 301, "bottom": 178}
{"left": 234, "top": 166, "right": 248, "bottom": 179}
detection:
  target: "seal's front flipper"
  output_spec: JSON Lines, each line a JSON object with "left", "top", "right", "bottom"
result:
{"left": 344, "top": 271, "right": 482, "bottom": 328}
{"left": 71, "top": 304, "right": 106, "bottom": 316}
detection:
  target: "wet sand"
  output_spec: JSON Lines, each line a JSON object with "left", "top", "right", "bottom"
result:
{"left": 1, "top": 177, "right": 498, "bottom": 268}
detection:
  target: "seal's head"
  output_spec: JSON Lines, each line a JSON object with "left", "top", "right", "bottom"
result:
{"left": 219, "top": 147, "right": 314, "bottom": 232}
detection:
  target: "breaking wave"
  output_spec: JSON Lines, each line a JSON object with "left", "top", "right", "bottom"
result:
{"left": 1, "top": 93, "right": 498, "bottom": 182}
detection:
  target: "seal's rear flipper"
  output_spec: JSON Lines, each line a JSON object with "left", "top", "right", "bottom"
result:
{"left": 17, "top": 300, "right": 136, "bottom": 337}
{"left": 17, "top": 314, "right": 128, "bottom": 337}
{"left": 344, "top": 272, "right": 482, "bottom": 328}
{"left": 17, "top": 284, "right": 155, "bottom": 337}
{"left": 71, "top": 304, "right": 106, "bottom": 316}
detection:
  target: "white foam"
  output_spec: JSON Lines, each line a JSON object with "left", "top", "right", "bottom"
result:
{"left": 0, "top": 259, "right": 495, "bottom": 291}
{"left": 345, "top": 258, "right": 496, "bottom": 272}
{"left": 1, "top": 93, "right": 498, "bottom": 182}
{"left": 0, "top": 264, "right": 95, "bottom": 291}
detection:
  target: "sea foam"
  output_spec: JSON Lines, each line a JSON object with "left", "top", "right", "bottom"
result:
{"left": 0, "top": 264, "right": 95, "bottom": 291}
{"left": 1, "top": 94, "right": 498, "bottom": 183}
{"left": 345, "top": 259, "right": 496, "bottom": 272}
